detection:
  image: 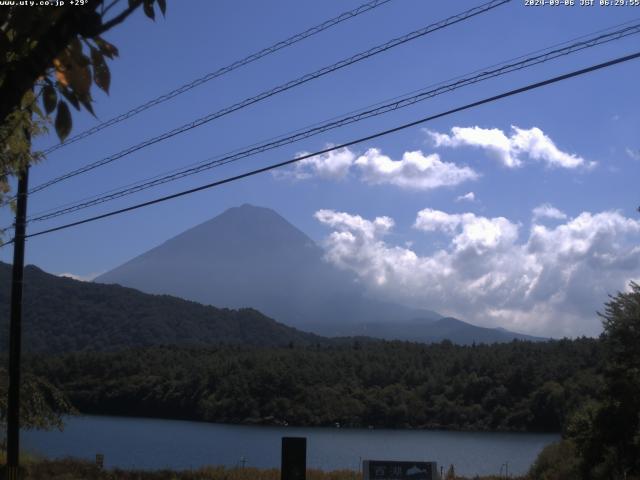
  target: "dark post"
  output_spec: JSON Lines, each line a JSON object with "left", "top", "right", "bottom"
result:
{"left": 5, "top": 165, "right": 30, "bottom": 480}
{"left": 281, "top": 437, "right": 306, "bottom": 480}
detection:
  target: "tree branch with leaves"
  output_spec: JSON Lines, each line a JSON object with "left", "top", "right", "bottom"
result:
{"left": 0, "top": 0, "right": 166, "bottom": 221}
{"left": 0, "top": 366, "right": 77, "bottom": 451}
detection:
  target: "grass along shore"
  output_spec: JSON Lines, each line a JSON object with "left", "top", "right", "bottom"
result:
{"left": 0, "top": 455, "right": 525, "bottom": 480}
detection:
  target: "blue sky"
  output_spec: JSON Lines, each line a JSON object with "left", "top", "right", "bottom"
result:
{"left": 2, "top": 0, "right": 640, "bottom": 337}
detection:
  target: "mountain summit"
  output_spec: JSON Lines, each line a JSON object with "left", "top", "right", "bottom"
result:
{"left": 95, "top": 204, "right": 438, "bottom": 335}
{"left": 96, "top": 204, "right": 541, "bottom": 343}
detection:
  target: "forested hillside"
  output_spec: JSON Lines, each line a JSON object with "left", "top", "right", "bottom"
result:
{"left": 0, "top": 262, "right": 326, "bottom": 352}
{"left": 27, "top": 338, "right": 603, "bottom": 432}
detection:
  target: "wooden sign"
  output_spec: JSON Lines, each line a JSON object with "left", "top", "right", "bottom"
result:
{"left": 362, "top": 460, "right": 438, "bottom": 480}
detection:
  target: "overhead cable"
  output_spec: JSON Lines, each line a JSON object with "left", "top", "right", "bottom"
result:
{"left": 28, "top": 0, "right": 511, "bottom": 195}
{"left": 41, "top": 0, "right": 396, "bottom": 155}
{"left": 26, "top": 23, "right": 640, "bottom": 224}
{"left": 23, "top": 50, "right": 640, "bottom": 240}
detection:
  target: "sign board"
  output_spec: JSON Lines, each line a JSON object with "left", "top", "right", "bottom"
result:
{"left": 362, "top": 460, "right": 438, "bottom": 480}
{"left": 95, "top": 454, "right": 104, "bottom": 469}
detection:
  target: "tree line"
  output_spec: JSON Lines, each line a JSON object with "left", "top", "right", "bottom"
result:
{"left": 25, "top": 337, "right": 603, "bottom": 433}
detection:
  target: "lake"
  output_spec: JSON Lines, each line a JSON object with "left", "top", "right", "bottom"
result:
{"left": 23, "top": 415, "right": 559, "bottom": 477}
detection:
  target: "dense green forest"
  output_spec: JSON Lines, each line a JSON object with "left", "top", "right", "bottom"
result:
{"left": 26, "top": 338, "right": 603, "bottom": 433}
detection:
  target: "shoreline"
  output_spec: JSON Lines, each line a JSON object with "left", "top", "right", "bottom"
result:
{"left": 66, "top": 412, "right": 562, "bottom": 435}
{"left": 22, "top": 416, "right": 554, "bottom": 478}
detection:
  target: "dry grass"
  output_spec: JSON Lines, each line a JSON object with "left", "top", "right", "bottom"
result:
{"left": 7, "top": 459, "right": 360, "bottom": 480}
{"left": 0, "top": 456, "right": 526, "bottom": 480}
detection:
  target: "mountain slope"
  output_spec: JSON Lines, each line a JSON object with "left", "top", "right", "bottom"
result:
{"left": 0, "top": 260, "right": 544, "bottom": 350}
{"left": 321, "top": 317, "right": 546, "bottom": 344}
{"left": 95, "top": 204, "right": 441, "bottom": 334}
{"left": 0, "top": 262, "right": 327, "bottom": 353}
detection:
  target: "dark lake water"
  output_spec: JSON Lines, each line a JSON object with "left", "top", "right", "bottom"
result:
{"left": 23, "top": 415, "right": 559, "bottom": 477}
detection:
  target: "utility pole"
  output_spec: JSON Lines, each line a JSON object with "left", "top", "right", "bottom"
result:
{"left": 4, "top": 162, "right": 30, "bottom": 480}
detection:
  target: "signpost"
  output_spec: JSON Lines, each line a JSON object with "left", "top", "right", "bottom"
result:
{"left": 362, "top": 460, "right": 439, "bottom": 480}
{"left": 281, "top": 437, "right": 306, "bottom": 480}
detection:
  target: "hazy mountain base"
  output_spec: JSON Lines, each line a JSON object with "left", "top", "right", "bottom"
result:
{"left": 0, "top": 260, "right": 542, "bottom": 355}
{"left": 27, "top": 338, "right": 602, "bottom": 432}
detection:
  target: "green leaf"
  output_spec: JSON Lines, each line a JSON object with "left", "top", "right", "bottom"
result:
{"left": 80, "top": 101, "right": 95, "bottom": 118}
{"left": 31, "top": 101, "right": 45, "bottom": 121}
{"left": 94, "top": 37, "right": 119, "bottom": 59}
{"left": 55, "top": 101, "right": 72, "bottom": 142}
{"left": 59, "top": 88, "right": 80, "bottom": 111}
{"left": 20, "top": 90, "right": 36, "bottom": 109}
{"left": 143, "top": 0, "right": 155, "bottom": 20}
{"left": 69, "top": 37, "right": 90, "bottom": 67}
{"left": 157, "top": 0, "right": 166, "bottom": 16}
{"left": 42, "top": 85, "right": 57, "bottom": 114}
{"left": 90, "top": 47, "right": 111, "bottom": 94}
{"left": 78, "top": 93, "right": 96, "bottom": 117}
{"left": 66, "top": 61, "right": 92, "bottom": 99}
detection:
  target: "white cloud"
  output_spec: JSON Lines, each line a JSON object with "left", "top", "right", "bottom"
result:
{"left": 58, "top": 272, "right": 101, "bottom": 282}
{"left": 315, "top": 208, "right": 640, "bottom": 337}
{"left": 429, "top": 126, "right": 519, "bottom": 167}
{"left": 427, "top": 126, "right": 592, "bottom": 169}
{"left": 456, "top": 192, "right": 475, "bottom": 202}
{"left": 626, "top": 148, "right": 640, "bottom": 161}
{"left": 414, "top": 209, "right": 519, "bottom": 252}
{"left": 284, "top": 147, "right": 355, "bottom": 180}
{"left": 276, "top": 146, "right": 477, "bottom": 191}
{"left": 532, "top": 203, "right": 567, "bottom": 222}
{"left": 314, "top": 209, "right": 394, "bottom": 240}
{"left": 354, "top": 148, "right": 478, "bottom": 190}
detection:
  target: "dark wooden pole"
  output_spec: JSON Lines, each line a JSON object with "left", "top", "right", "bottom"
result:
{"left": 281, "top": 437, "right": 306, "bottom": 480}
{"left": 5, "top": 164, "right": 30, "bottom": 480}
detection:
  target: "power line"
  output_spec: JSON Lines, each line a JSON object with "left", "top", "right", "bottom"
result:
{"left": 25, "top": 22, "right": 640, "bottom": 224}
{"left": 40, "top": 0, "right": 395, "bottom": 155}
{"left": 24, "top": 17, "right": 640, "bottom": 223}
{"left": 27, "top": 0, "right": 511, "bottom": 196}
{"left": 22, "top": 50, "right": 640, "bottom": 241}
{"left": 0, "top": 0, "right": 391, "bottom": 181}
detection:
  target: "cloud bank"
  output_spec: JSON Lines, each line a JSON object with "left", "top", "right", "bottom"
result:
{"left": 315, "top": 207, "right": 640, "bottom": 337}
{"left": 283, "top": 147, "right": 356, "bottom": 180}
{"left": 427, "top": 126, "right": 592, "bottom": 169}
{"left": 279, "top": 146, "right": 478, "bottom": 190}
{"left": 354, "top": 148, "right": 478, "bottom": 190}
